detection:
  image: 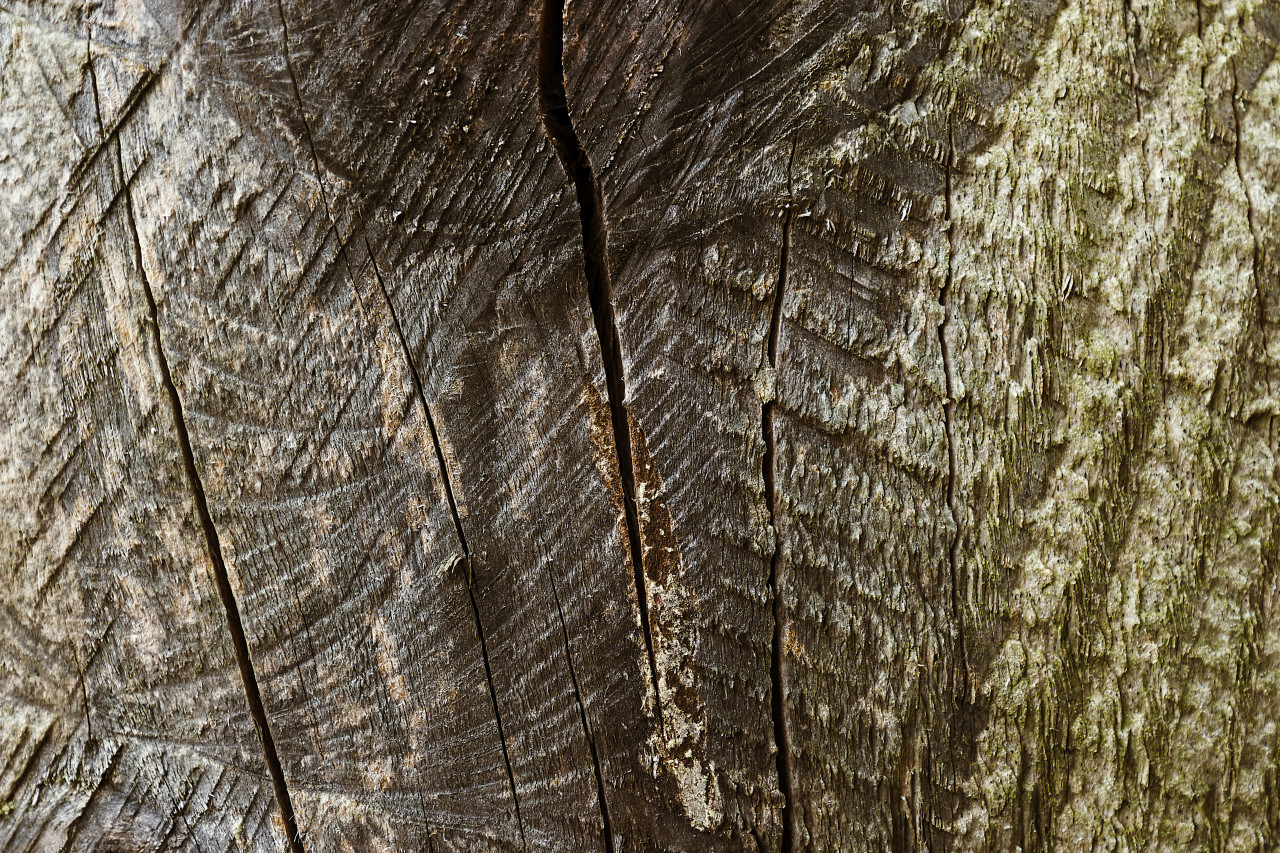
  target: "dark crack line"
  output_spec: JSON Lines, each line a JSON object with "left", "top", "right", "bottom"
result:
{"left": 1196, "top": 0, "right": 1207, "bottom": 89}
{"left": 273, "top": 0, "right": 358, "bottom": 286}
{"left": 466, "top": 577, "right": 528, "bottom": 849}
{"left": 1122, "top": 0, "right": 1143, "bottom": 120}
{"left": 545, "top": 567, "right": 615, "bottom": 853}
{"left": 764, "top": 140, "right": 796, "bottom": 853}
{"left": 86, "top": 32, "right": 304, "bottom": 853}
{"left": 279, "top": 15, "right": 523, "bottom": 840}
{"left": 355, "top": 241, "right": 470, "bottom": 847}
{"left": 363, "top": 239, "right": 470, "bottom": 557}
{"left": 274, "top": 0, "right": 525, "bottom": 840}
{"left": 69, "top": 0, "right": 223, "bottom": 184}
{"left": 73, "top": 647, "right": 92, "bottom": 746}
{"left": 536, "top": 0, "right": 664, "bottom": 735}
{"left": 941, "top": 122, "right": 969, "bottom": 698}
{"left": 273, "top": 1, "right": 465, "bottom": 570}
{"left": 358, "top": 204, "right": 526, "bottom": 849}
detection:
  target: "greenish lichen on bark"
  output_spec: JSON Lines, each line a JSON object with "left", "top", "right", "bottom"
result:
{"left": 941, "top": 0, "right": 1280, "bottom": 846}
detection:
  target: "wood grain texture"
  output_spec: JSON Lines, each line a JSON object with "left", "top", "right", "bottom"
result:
{"left": 559, "top": 0, "right": 1066, "bottom": 847}
{"left": 4, "top": 0, "right": 1280, "bottom": 849}
{"left": 1, "top": 3, "right": 286, "bottom": 849}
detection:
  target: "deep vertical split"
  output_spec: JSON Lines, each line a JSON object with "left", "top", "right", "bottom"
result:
{"left": 363, "top": 241, "right": 471, "bottom": 555}
{"left": 364, "top": 254, "right": 527, "bottom": 848}
{"left": 536, "top": 0, "right": 664, "bottom": 732}
{"left": 466, "top": 576, "right": 528, "bottom": 849}
{"left": 941, "top": 123, "right": 968, "bottom": 695}
{"left": 74, "top": 652, "right": 92, "bottom": 745}
{"left": 763, "top": 141, "right": 796, "bottom": 853}
{"left": 1122, "top": 0, "right": 1143, "bottom": 119}
{"left": 1230, "top": 63, "right": 1266, "bottom": 343}
{"left": 274, "top": 0, "right": 359, "bottom": 292}
{"left": 86, "top": 37, "right": 305, "bottom": 853}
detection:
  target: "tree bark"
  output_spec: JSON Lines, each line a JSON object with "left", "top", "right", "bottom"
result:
{"left": 2, "top": 0, "right": 1279, "bottom": 849}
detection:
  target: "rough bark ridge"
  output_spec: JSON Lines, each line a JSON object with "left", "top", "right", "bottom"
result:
{"left": 2, "top": 0, "right": 1279, "bottom": 850}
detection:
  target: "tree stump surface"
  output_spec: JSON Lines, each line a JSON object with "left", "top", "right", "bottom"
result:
{"left": 3, "top": 0, "right": 1280, "bottom": 849}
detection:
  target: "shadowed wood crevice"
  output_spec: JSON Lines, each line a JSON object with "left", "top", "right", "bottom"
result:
{"left": 272, "top": 0, "right": 356, "bottom": 283}
{"left": 85, "top": 31, "right": 305, "bottom": 853}
{"left": 272, "top": 2, "right": 527, "bottom": 839}
{"left": 67, "top": 67, "right": 160, "bottom": 189}
{"left": 466, "top": 572, "right": 528, "bottom": 849}
{"left": 361, "top": 239, "right": 506, "bottom": 851}
{"left": 1122, "top": 0, "right": 1143, "bottom": 119}
{"left": 536, "top": 0, "right": 664, "bottom": 738}
{"left": 362, "top": 238, "right": 470, "bottom": 557}
{"left": 764, "top": 139, "right": 797, "bottom": 853}
{"left": 940, "top": 120, "right": 968, "bottom": 698}
{"left": 545, "top": 566, "right": 614, "bottom": 853}
{"left": 73, "top": 651, "right": 91, "bottom": 745}
{"left": 368, "top": 234, "right": 528, "bottom": 853}
{"left": 10, "top": 1, "right": 1279, "bottom": 848}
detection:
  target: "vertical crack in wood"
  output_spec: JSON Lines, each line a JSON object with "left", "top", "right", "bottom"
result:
{"left": 272, "top": 0, "right": 361, "bottom": 300}
{"left": 1195, "top": 0, "right": 1207, "bottom": 89}
{"left": 466, "top": 578, "right": 529, "bottom": 849}
{"left": 362, "top": 240, "right": 471, "bottom": 557}
{"left": 86, "top": 34, "right": 306, "bottom": 853}
{"left": 941, "top": 121, "right": 969, "bottom": 697}
{"left": 74, "top": 650, "right": 92, "bottom": 746}
{"left": 545, "top": 567, "right": 615, "bottom": 853}
{"left": 536, "top": 0, "right": 664, "bottom": 735}
{"left": 272, "top": 1, "right": 525, "bottom": 837}
{"left": 1122, "top": 0, "right": 1143, "bottom": 120}
{"left": 763, "top": 140, "right": 796, "bottom": 853}
{"left": 358, "top": 244, "right": 529, "bottom": 849}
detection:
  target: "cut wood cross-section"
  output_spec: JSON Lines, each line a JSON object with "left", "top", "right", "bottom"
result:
{"left": 3, "top": 0, "right": 1279, "bottom": 850}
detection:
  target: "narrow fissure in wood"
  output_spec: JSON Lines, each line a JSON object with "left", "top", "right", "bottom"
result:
{"left": 274, "top": 0, "right": 526, "bottom": 839}
{"left": 941, "top": 123, "right": 968, "bottom": 696}
{"left": 273, "top": 0, "right": 360, "bottom": 292}
{"left": 763, "top": 141, "right": 796, "bottom": 853}
{"left": 360, "top": 244, "right": 523, "bottom": 851}
{"left": 1122, "top": 0, "right": 1143, "bottom": 120}
{"left": 74, "top": 651, "right": 92, "bottom": 745}
{"left": 466, "top": 580, "right": 528, "bottom": 848}
{"left": 536, "top": 0, "right": 664, "bottom": 734}
{"left": 363, "top": 239, "right": 470, "bottom": 555}
{"left": 274, "top": 0, "right": 471, "bottom": 578}
{"left": 86, "top": 38, "right": 305, "bottom": 853}
{"left": 545, "top": 567, "right": 615, "bottom": 853}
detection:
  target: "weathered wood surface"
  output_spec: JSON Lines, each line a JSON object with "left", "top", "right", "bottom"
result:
{"left": 3, "top": 0, "right": 1280, "bottom": 849}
